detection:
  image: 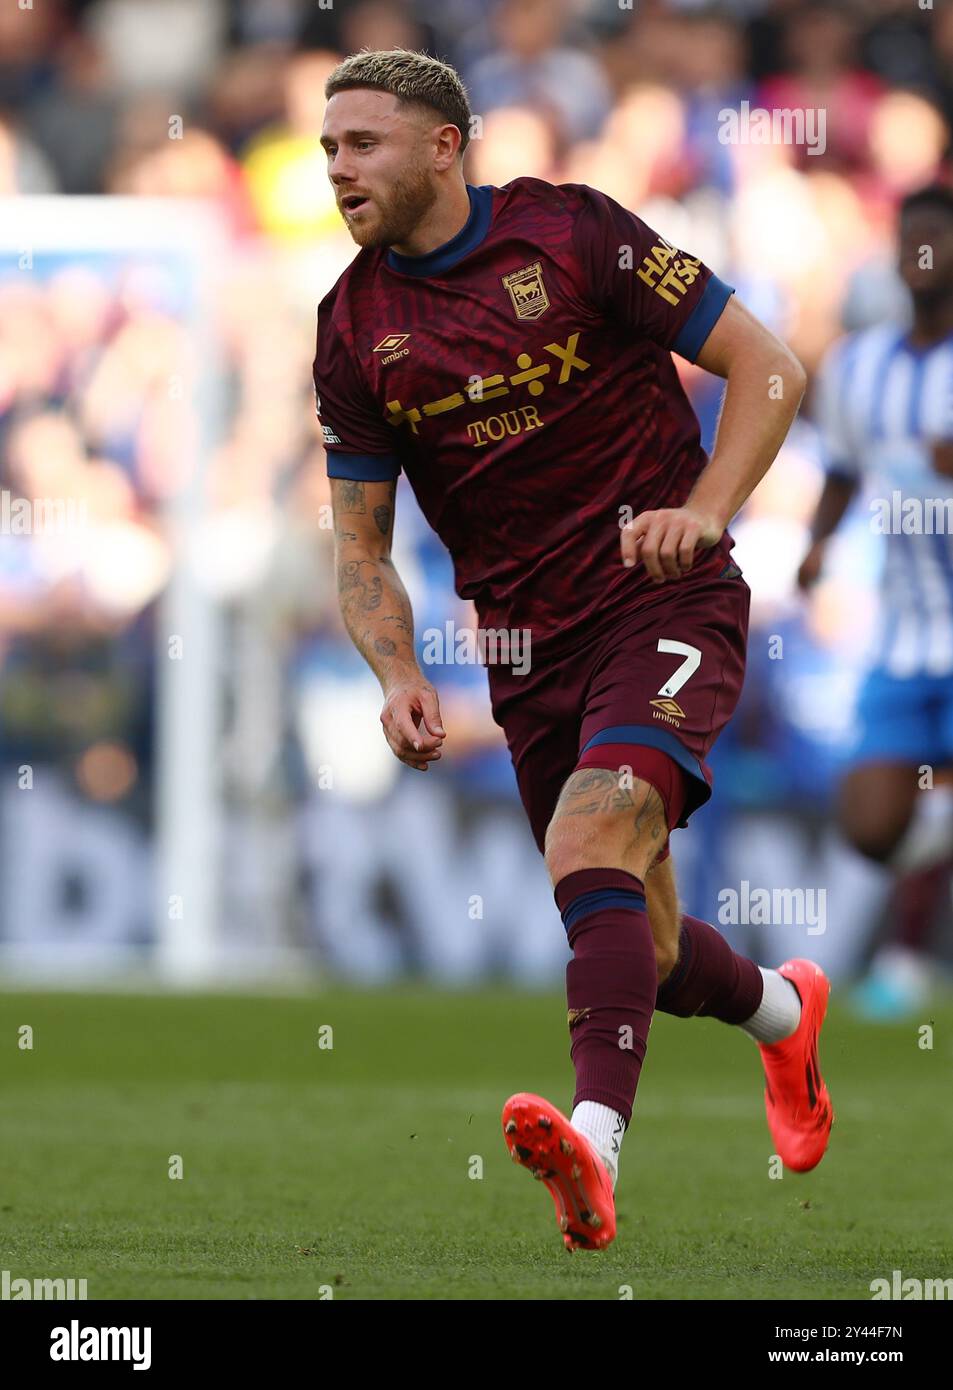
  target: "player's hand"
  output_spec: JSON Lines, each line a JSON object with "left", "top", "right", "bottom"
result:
{"left": 621, "top": 506, "right": 723, "bottom": 583}
{"left": 796, "top": 540, "right": 826, "bottom": 591}
{"left": 380, "top": 675, "right": 446, "bottom": 771}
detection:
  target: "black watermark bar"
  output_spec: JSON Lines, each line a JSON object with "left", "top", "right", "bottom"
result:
{"left": 2, "top": 1298, "right": 948, "bottom": 1371}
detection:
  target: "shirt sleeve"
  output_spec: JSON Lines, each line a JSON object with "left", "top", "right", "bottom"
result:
{"left": 813, "top": 337, "right": 860, "bottom": 480}
{"left": 313, "top": 306, "right": 401, "bottom": 482}
{"left": 569, "top": 184, "right": 734, "bottom": 362}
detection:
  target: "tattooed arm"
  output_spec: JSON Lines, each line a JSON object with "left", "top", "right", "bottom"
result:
{"left": 331, "top": 477, "right": 445, "bottom": 771}
{"left": 332, "top": 477, "right": 414, "bottom": 676}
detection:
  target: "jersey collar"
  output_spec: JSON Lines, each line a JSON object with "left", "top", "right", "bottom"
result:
{"left": 385, "top": 184, "right": 493, "bottom": 278}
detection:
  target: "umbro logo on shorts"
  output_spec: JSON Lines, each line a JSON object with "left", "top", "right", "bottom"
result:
{"left": 650, "top": 697, "right": 685, "bottom": 721}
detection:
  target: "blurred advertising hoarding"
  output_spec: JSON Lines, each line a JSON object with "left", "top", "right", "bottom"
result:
{"left": 0, "top": 198, "right": 231, "bottom": 984}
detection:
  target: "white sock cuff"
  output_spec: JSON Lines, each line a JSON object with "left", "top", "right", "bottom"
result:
{"left": 571, "top": 1100, "right": 626, "bottom": 1186}
{"left": 740, "top": 966, "right": 802, "bottom": 1044}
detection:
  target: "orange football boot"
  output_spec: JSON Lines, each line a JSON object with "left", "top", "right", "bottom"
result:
{"left": 758, "top": 958, "right": 834, "bottom": 1172}
{"left": 502, "top": 1092, "right": 616, "bottom": 1251}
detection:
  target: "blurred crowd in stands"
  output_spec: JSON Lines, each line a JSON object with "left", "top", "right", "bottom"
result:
{"left": 1, "top": 0, "right": 950, "bottom": 981}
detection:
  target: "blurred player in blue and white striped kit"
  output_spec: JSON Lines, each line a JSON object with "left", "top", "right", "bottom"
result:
{"left": 801, "top": 184, "right": 953, "bottom": 1017}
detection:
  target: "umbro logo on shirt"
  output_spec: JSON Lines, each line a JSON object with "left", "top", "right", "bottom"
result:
{"left": 374, "top": 333, "right": 411, "bottom": 364}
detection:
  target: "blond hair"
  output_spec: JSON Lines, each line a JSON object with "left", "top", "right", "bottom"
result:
{"left": 325, "top": 49, "right": 472, "bottom": 155}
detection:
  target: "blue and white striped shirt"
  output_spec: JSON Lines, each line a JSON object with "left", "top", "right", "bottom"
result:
{"left": 815, "top": 324, "right": 953, "bottom": 677}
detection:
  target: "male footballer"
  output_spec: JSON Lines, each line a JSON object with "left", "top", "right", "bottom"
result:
{"left": 314, "top": 49, "right": 832, "bottom": 1251}
{"left": 800, "top": 184, "right": 953, "bottom": 1020}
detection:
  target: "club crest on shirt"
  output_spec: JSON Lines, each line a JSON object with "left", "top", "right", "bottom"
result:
{"left": 502, "top": 261, "right": 550, "bottom": 320}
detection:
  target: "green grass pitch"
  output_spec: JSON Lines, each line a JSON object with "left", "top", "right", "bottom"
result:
{"left": 1, "top": 988, "right": 950, "bottom": 1300}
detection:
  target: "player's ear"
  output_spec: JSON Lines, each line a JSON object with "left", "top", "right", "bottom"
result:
{"left": 432, "top": 122, "right": 463, "bottom": 171}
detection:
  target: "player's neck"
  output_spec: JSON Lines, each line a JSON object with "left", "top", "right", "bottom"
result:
{"left": 908, "top": 294, "right": 953, "bottom": 349}
{"left": 389, "top": 179, "right": 472, "bottom": 259}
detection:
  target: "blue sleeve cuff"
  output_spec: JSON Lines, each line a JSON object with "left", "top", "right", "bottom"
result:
{"left": 672, "top": 275, "right": 734, "bottom": 362}
{"left": 326, "top": 451, "right": 401, "bottom": 481}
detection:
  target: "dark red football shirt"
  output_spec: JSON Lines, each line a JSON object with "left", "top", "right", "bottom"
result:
{"left": 314, "top": 177, "right": 735, "bottom": 652}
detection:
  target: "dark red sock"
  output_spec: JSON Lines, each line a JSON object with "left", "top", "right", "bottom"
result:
{"left": 655, "top": 914, "right": 763, "bottom": 1024}
{"left": 894, "top": 861, "right": 952, "bottom": 951}
{"left": 555, "top": 867, "right": 657, "bottom": 1124}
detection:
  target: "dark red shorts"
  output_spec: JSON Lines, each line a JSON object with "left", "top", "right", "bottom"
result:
{"left": 486, "top": 563, "right": 751, "bottom": 855}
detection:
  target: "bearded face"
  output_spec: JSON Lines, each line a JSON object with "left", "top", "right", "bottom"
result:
{"left": 322, "top": 89, "right": 449, "bottom": 252}
{"left": 338, "top": 152, "right": 439, "bottom": 250}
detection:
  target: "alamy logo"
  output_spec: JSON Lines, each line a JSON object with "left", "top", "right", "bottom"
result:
{"left": 717, "top": 881, "right": 827, "bottom": 936}
{"left": 50, "top": 1321, "right": 151, "bottom": 1370}
{"left": 421, "top": 620, "right": 532, "bottom": 676}
{"left": 870, "top": 1270, "right": 953, "bottom": 1300}
{"left": 717, "top": 101, "right": 827, "bottom": 155}
{"left": 0, "top": 491, "right": 87, "bottom": 535}
{"left": 870, "top": 492, "right": 953, "bottom": 534}
{"left": 2, "top": 1269, "right": 87, "bottom": 1300}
